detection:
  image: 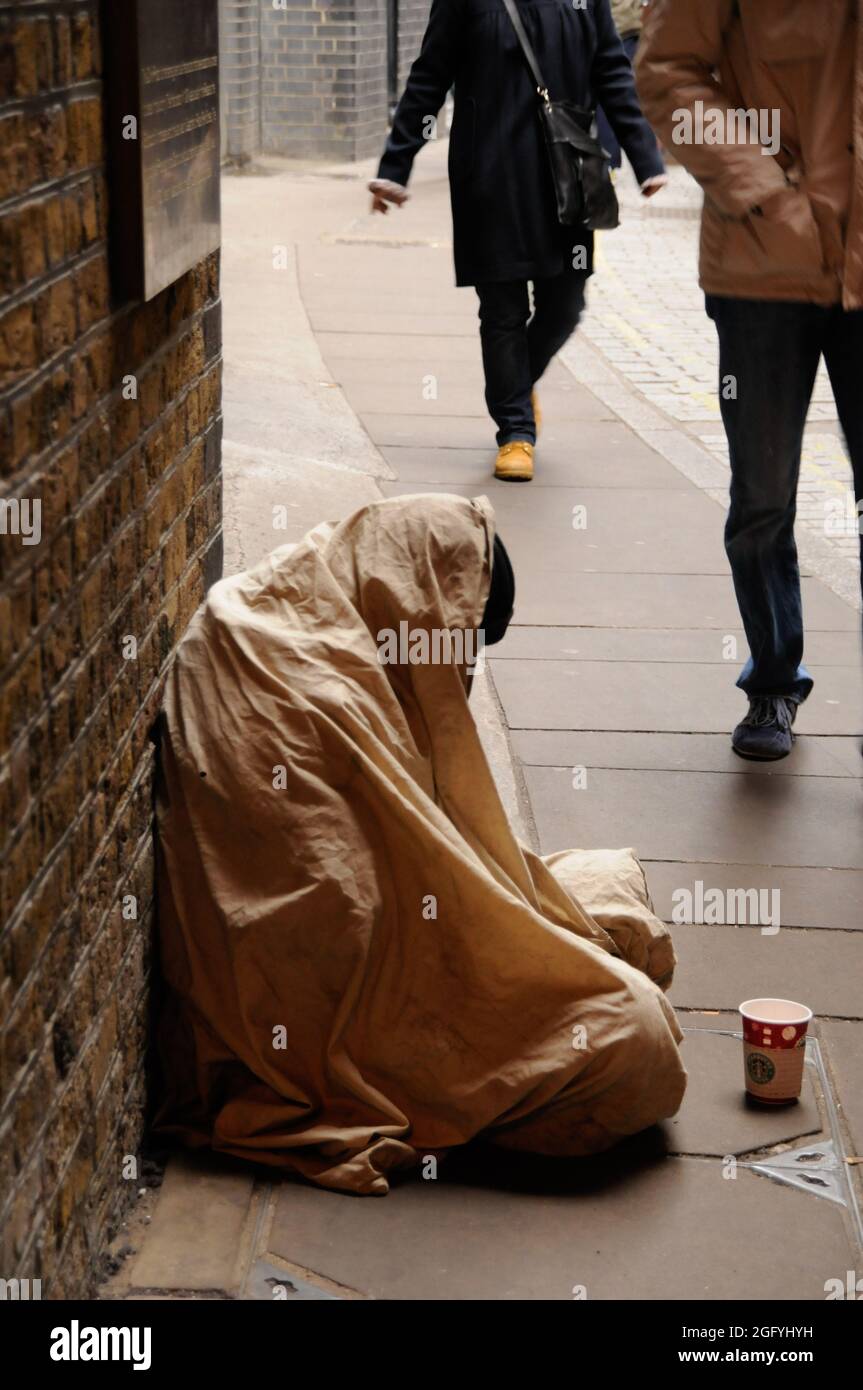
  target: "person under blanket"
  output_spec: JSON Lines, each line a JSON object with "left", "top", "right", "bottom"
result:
{"left": 154, "top": 493, "right": 686, "bottom": 1194}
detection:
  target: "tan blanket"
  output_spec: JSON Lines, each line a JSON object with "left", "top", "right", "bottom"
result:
{"left": 155, "top": 493, "right": 686, "bottom": 1193}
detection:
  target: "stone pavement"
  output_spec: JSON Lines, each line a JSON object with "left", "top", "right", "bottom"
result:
{"left": 107, "top": 140, "right": 862, "bottom": 1301}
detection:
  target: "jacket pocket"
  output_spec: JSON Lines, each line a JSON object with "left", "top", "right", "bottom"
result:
{"left": 723, "top": 194, "right": 826, "bottom": 279}
{"left": 739, "top": 0, "right": 832, "bottom": 63}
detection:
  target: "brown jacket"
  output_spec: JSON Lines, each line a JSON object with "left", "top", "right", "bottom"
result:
{"left": 635, "top": 0, "right": 862, "bottom": 308}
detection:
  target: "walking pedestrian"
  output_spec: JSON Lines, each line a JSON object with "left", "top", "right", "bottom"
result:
{"left": 636, "top": 0, "right": 862, "bottom": 761}
{"left": 369, "top": 0, "right": 667, "bottom": 482}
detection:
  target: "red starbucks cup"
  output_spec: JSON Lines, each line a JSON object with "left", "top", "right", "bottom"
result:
{"left": 739, "top": 998, "right": 813, "bottom": 1104}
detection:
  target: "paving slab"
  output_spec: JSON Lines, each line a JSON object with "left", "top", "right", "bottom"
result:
{"left": 222, "top": 442, "right": 385, "bottom": 574}
{"left": 301, "top": 240, "right": 456, "bottom": 283}
{"left": 492, "top": 658, "right": 863, "bottom": 735}
{"left": 502, "top": 517, "right": 730, "bottom": 578}
{"left": 523, "top": 765, "right": 863, "bottom": 870}
{"left": 316, "top": 331, "right": 483, "bottom": 361}
{"left": 366, "top": 406, "right": 647, "bottom": 448}
{"left": 670, "top": 1015, "right": 822, "bottom": 1156}
{"left": 496, "top": 624, "right": 854, "bottom": 665}
{"left": 380, "top": 434, "right": 691, "bottom": 488}
{"left": 330, "top": 357, "right": 486, "bottom": 389}
{"left": 124, "top": 1153, "right": 255, "bottom": 1295}
{"left": 379, "top": 484, "right": 731, "bottom": 573}
{"left": 820, "top": 1021, "right": 863, "bottom": 1155}
{"left": 669, "top": 924, "right": 863, "bottom": 1019}
{"left": 308, "top": 311, "right": 474, "bottom": 336}
{"left": 506, "top": 571, "right": 856, "bottom": 630}
{"left": 325, "top": 356, "right": 573, "bottom": 388}
{"left": 308, "top": 273, "right": 468, "bottom": 297}
{"left": 340, "top": 381, "right": 617, "bottom": 422}
{"left": 224, "top": 370, "right": 391, "bottom": 479}
{"left": 645, "top": 861, "right": 863, "bottom": 932}
{"left": 371, "top": 412, "right": 509, "bottom": 449}
{"left": 267, "top": 1155, "right": 855, "bottom": 1300}
{"left": 510, "top": 729, "right": 860, "bottom": 778}
{"left": 303, "top": 292, "right": 476, "bottom": 321}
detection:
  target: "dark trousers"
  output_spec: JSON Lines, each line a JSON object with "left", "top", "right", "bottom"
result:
{"left": 475, "top": 265, "right": 588, "bottom": 446}
{"left": 706, "top": 295, "right": 863, "bottom": 702}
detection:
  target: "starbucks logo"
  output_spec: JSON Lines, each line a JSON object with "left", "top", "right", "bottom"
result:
{"left": 747, "top": 1051, "right": 775, "bottom": 1085}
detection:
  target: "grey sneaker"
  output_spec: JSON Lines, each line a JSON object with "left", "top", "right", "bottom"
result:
{"left": 732, "top": 696, "right": 800, "bottom": 762}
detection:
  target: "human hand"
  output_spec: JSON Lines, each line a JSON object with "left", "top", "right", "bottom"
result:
{"left": 368, "top": 179, "right": 410, "bottom": 214}
{"left": 640, "top": 173, "right": 668, "bottom": 198}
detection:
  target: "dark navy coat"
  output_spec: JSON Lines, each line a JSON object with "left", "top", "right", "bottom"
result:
{"left": 377, "top": 0, "right": 663, "bottom": 286}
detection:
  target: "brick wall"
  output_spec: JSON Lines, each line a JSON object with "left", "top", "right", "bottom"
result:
{"left": 256, "top": 0, "right": 432, "bottom": 162}
{"left": 0, "top": 1, "right": 223, "bottom": 1297}
{"left": 219, "top": 0, "right": 260, "bottom": 163}
{"left": 397, "top": 0, "right": 432, "bottom": 93}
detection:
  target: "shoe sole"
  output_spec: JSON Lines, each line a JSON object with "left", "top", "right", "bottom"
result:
{"left": 494, "top": 472, "right": 533, "bottom": 482}
{"left": 731, "top": 744, "right": 793, "bottom": 762}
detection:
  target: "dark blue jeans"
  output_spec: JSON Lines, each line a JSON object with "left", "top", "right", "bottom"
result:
{"left": 706, "top": 295, "right": 863, "bottom": 702}
{"left": 475, "top": 266, "right": 588, "bottom": 446}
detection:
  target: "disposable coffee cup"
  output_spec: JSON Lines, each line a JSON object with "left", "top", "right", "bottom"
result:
{"left": 739, "top": 998, "right": 813, "bottom": 1104}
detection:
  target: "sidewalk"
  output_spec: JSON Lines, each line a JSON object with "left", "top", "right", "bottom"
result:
{"left": 106, "top": 141, "right": 862, "bottom": 1301}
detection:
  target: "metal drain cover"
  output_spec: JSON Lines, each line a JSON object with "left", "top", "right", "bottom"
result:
{"left": 745, "top": 1140, "right": 846, "bottom": 1207}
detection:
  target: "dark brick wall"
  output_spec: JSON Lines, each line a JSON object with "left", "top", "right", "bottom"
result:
{"left": 259, "top": 0, "right": 381, "bottom": 161}
{"left": 219, "top": 0, "right": 260, "bottom": 163}
{"left": 0, "top": 1, "right": 223, "bottom": 1297}
{"left": 243, "top": 0, "right": 432, "bottom": 162}
{"left": 397, "top": 0, "right": 432, "bottom": 93}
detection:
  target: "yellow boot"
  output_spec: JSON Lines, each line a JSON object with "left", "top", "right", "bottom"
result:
{"left": 494, "top": 440, "right": 534, "bottom": 482}
{"left": 532, "top": 390, "right": 542, "bottom": 436}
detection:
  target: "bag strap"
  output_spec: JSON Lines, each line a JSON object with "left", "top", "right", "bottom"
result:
{"left": 500, "top": 0, "right": 551, "bottom": 105}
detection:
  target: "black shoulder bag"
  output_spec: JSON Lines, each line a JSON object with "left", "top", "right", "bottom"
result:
{"left": 500, "top": 0, "right": 620, "bottom": 231}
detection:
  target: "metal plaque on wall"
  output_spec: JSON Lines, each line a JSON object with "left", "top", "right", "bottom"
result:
{"left": 104, "top": 0, "right": 221, "bottom": 302}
